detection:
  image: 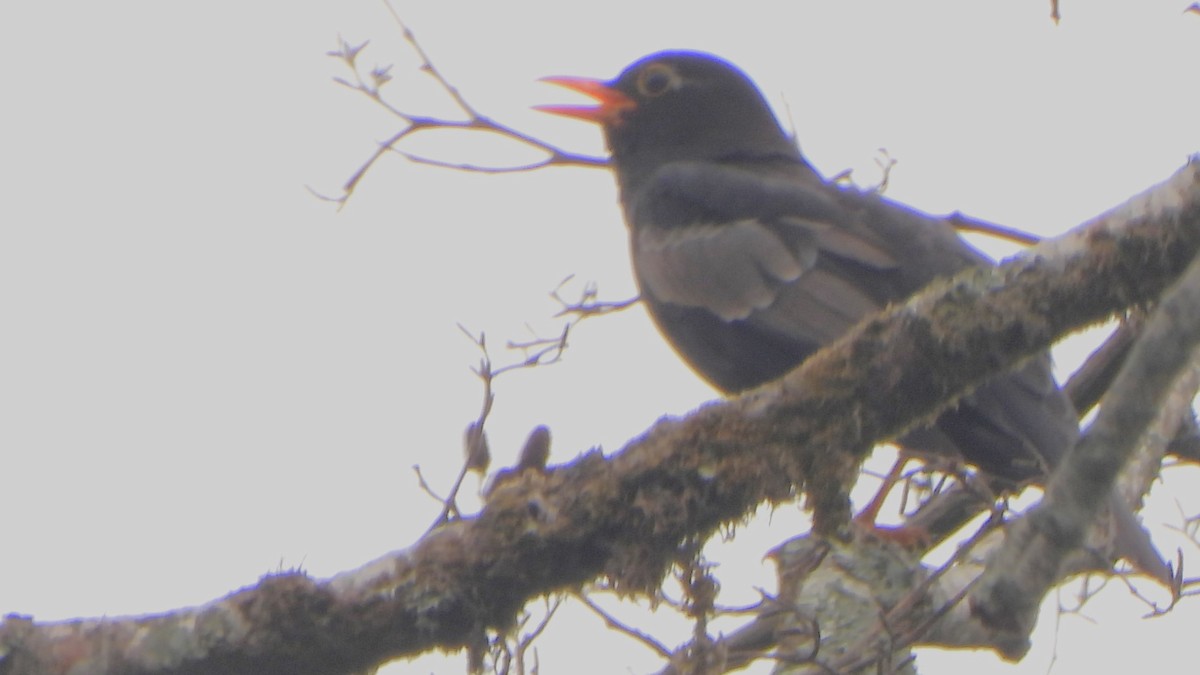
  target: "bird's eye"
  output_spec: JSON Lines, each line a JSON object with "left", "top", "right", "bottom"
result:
{"left": 636, "top": 63, "right": 680, "bottom": 98}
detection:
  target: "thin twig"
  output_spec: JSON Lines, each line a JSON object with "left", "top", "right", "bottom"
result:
{"left": 551, "top": 275, "right": 640, "bottom": 319}
{"left": 945, "top": 211, "right": 1042, "bottom": 246}
{"left": 574, "top": 592, "right": 673, "bottom": 658}
{"left": 316, "top": 8, "right": 607, "bottom": 207}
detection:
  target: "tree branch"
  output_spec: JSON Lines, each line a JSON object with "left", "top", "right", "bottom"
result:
{"left": 970, "top": 231, "right": 1200, "bottom": 654}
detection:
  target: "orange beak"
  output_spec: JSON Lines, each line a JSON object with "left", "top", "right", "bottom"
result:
{"left": 535, "top": 76, "right": 636, "bottom": 126}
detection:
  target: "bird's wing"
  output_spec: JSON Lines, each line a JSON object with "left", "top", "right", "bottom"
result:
{"left": 632, "top": 162, "right": 902, "bottom": 345}
{"left": 635, "top": 218, "right": 806, "bottom": 321}
{"left": 751, "top": 215, "right": 900, "bottom": 344}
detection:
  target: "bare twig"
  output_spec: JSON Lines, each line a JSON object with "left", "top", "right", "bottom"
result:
{"left": 551, "top": 275, "right": 640, "bottom": 320}
{"left": 412, "top": 464, "right": 459, "bottom": 519}
{"left": 429, "top": 274, "right": 633, "bottom": 529}
{"left": 945, "top": 211, "right": 1042, "bottom": 246}
{"left": 502, "top": 323, "right": 572, "bottom": 373}
{"left": 873, "top": 148, "right": 897, "bottom": 193}
{"left": 422, "top": 324, "right": 571, "bottom": 533}
{"left": 574, "top": 592, "right": 673, "bottom": 658}
{"left": 488, "top": 596, "right": 562, "bottom": 675}
{"left": 316, "top": 10, "right": 606, "bottom": 207}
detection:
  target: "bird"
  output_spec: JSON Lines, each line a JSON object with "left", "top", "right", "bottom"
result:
{"left": 537, "top": 50, "right": 1170, "bottom": 583}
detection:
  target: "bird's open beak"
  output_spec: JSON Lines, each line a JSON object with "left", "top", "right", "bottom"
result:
{"left": 535, "top": 76, "right": 635, "bottom": 126}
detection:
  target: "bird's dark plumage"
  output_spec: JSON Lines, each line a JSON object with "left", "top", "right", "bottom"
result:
{"left": 544, "top": 51, "right": 1070, "bottom": 483}
{"left": 539, "top": 51, "right": 1168, "bottom": 579}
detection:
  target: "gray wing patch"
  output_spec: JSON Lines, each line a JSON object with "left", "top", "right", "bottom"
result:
{"left": 753, "top": 268, "right": 886, "bottom": 345}
{"left": 635, "top": 214, "right": 897, "bottom": 335}
{"left": 635, "top": 219, "right": 811, "bottom": 321}
{"left": 775, "top": 216, "right": 898, "bottom": 271}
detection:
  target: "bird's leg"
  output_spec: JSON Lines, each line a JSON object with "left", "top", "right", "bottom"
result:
{"left": 852, "top": 456, "right": 933, "bottom": 549}
{"left": 854, "top": 456, "right": 907, "bottom": 527}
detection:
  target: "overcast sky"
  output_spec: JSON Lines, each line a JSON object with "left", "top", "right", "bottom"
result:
{"left": 2, "top": 2, "right": 1198, "bottom": 673}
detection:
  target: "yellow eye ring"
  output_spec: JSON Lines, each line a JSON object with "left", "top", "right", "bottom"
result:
{"left": 636, "top": 63, "right": 681, "bottom": 98}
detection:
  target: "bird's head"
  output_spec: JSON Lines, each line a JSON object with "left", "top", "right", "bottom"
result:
{"left": 538, "top": 51, "right": 803, "bottom": 188}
